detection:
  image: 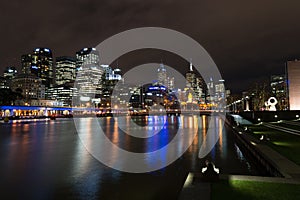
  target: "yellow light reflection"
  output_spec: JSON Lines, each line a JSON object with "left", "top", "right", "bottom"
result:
{"left": 218, "top": 117, "right": 223, "bottom": 151}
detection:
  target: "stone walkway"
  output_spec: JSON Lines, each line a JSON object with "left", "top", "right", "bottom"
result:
{"left": 178, "top": 173, "right": 211, "bottom": 200}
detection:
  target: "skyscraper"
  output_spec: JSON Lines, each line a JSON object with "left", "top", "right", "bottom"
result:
{"left": 100, "top": 66, "right": 123, "bottom": 107}
{"left": 157, "top": 63, "right": 167, "bottom": 87}
{"left": 185, "top": 62, "right": 196, "bottom": 88}
{"left": 185, "top": 61, "right": 207, "bottom": 103}
{"left": 21, "top": 54, "right": 32, "bottom": 74}
{"left": 30, "top": 48, "right": 54, "bottom": 88}
{"left": 75, "top": 48, "right": 102, "bottom": 105}
{"left": 167, "top": 77, "right": 175, "bottom": 91}
{"left": 3, "top": 67, "right": 17, "bottom": 89}
{"left": 11, "top": 73, "right": 45, "bottom": 102}
{"left": 76, "top": 48, "right": 100, "bottom": 71}
{"left": 55, "top": 56, "right": 76, "bottom": 85}
{"left": 47, "top": 83, "right": 78, "bottom": 107}
{"left": 195, "top": 77, "right": 205, "bottom": 102}
{"left": 270, "top": 74, "right": 288, "bottom": 110}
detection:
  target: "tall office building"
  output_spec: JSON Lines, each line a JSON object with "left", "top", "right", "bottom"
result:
{"left": 21, "top": 54, "right": 32, "bottom": 74}
{"left": 215, "top": 79, "right": 225, "bottom": 101}
{"left": 76, "top": 48, "right": 100, "bottom": 70}
{"left": 47, "top": 83, "right": 79, "bottom": 107}
{"left": 0, "top": 76, "right": 8, "bottom": 89}
{"left": 55, "top": 56, "right": 76, "bottom": 85}
{"left": 206, "top": 78, "right": 226, "bottom": 106}
{"left": 167, "top": 77, "right": 175, "bottom": 91}
{"left": 270, "top": 74, "right": 288, "bottom": 110}
{"left": 32, "top": 48, "right": 54, "bottom": 87}
{"left": 185, "top": 62, "right": 208, "bottom": 103}
{"left": 195, "top": 77, "right": 205, "bottom": 102}
{"left": 287, "top": 60, "right": 300, "bottom": 110}
{"left": 2, "top": 67, "right": 17, "bottom": 89}
{"left": 75, "top": 48, "right": 103, "bottom": 104}
{"left": 157, "top": 63, "right": 167, "bottom": 87}
{"left": 11, "top": 73, "right": 45, "bottom": 102}
{"left": 186, "top": 62, "right": 196, "bottom": 88}
{"left": 100, "top": 66, "right": 123, "bottom": 106}
{"left": 22, "top": 48, "right": 54, "bottom": 88}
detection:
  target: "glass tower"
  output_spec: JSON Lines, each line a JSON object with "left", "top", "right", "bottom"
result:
{"left": 55, "top": 56, "right": 76, "bottom": 85}
{"left": 30, "top": 48, "right": 54, "bottom": 88}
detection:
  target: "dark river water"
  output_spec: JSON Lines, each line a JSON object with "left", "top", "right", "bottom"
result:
{"left": 0, "top": 115, "right": 268, "bottom": 200}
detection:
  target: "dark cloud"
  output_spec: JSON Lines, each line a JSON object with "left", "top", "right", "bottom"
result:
{"left": 1, "top": 0, "right": 300, "bottom": 93}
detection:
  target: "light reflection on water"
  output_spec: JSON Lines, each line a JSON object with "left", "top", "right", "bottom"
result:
{"left": 0, "top": 116, "right": 268, "bottom": 199}
{"left": 74, "top": 115, "right": 197, "bottom": 173}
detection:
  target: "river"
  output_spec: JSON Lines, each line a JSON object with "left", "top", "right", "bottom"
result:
{"left": 0, "top": 115, "right": 269, "bottom": 199}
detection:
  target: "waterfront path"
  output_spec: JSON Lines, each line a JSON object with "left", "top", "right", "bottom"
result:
{"left": 179, "top": 173, "right": 211, "bottom": 200}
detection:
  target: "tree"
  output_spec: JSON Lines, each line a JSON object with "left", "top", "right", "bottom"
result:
{"left": 0, "top": 88, "right": 24, "bottom": 105}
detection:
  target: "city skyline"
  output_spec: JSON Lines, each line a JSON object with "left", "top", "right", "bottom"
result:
{"left": 3, "top": 43, "right": 300, "bottom": 113}
{"left": 2, "top": 1, "right": 300, "bottom": 93}
{"left": 0, "top": 46, "right": 206, "bottom": 90}
{"left": 0, "top": 44, "right": 292, "bottom": 94}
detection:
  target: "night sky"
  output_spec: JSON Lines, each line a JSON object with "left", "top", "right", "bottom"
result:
{"left": 1, "top": 0, "right": 300, "bottom": 93}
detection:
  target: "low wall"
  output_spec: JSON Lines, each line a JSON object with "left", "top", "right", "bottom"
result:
{"left": 239, "top": 110, "right": 300, "bottom": 123}
{"left": 226, "top": 115, "right": 283, "bottom": 177}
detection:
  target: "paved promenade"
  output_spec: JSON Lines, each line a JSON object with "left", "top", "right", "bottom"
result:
{"left": 179, "top": 173, "right": 211, "bottom": 200}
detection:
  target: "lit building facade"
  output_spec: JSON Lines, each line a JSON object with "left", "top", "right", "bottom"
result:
{"left": 100, "top": 65, "right": 123, "bottom": 107}
{"left": 214, "top": 79, "right": 225, "bottom": 108}
{"left": 47, "top": 84, "right": 79, "bottom": 107}
{"left": 186, "top": 62, "right": 196, "bottom": 88}
{"left": 270, "top": 74, "right": 288, "bottom": 110}
{"left": 103, "top": 65, "right": 122, "bottom": 81}
{"left": 2, "top": 67, "right": 17, "bottom": 89}
{"left": 11, "top": 73, "right": 45, "bottom": 102}
{"left": 157, "top": 63, "right": 167, "bottom": 87}
{"left": 195, "top": 77, "right": 206, "bottom": 103}
{"left": 21, "top": 54, "right": 32, "bottom": 74}
{"left": 31, "top": 48, "right": 54, "bottom": 88}
{"left": 206, "top": 78, "right": 225, "bottom": 106}
{"left": 75, "top": 48, "right": 102, "bottom": 105}
{"left": 76, "top": 48, "right": 100, "bottom": 71}
{"left": 0, "top": 76, "right": 8, "bottom": 89}
{"left": 287, "top": 60, "right": 300, "bottom": 110}
{"left": 167, "top": 77, "right": 175, "bottom": 91}
{"left": 129, "top": 84, "right": 168, "bottom": 109}
{"left": 184, "top": 62, "right": 207, "bottom": 104}
{"left": 55, "top": 56, "right": 76, "bottom": 85}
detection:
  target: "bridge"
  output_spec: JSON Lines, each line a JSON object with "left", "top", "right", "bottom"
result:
{"left": 0, "top": 105, "right": 95, "bottom": 118}
{"left": 0, "top": 105, "right": 219, "bottom": 118}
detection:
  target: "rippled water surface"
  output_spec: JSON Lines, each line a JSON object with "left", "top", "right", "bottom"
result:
{"left": 0, "top": 115, "right": 268, "bottom": 199}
